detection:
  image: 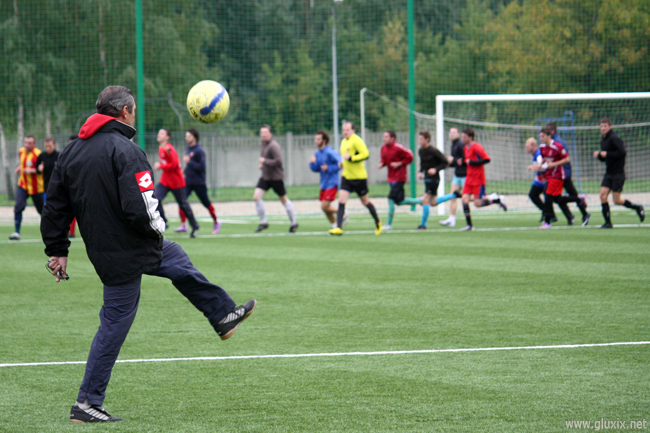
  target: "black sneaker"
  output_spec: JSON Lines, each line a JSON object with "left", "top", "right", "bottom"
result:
{"left": 582, "top": 212, "right": 591, "bottom": 227}
{"left": 255, "top": 223, "right": 269, "bottom": 233}
{"left": 600, "top": 222, "right": 613, "bottom": 229}
{"left": 416, "top": 225, "right": 427, "bottom": 230}
{"left": 550, "top": 216, "right": 558, "bottom": 223}
{"left": 70, "top": 405, "right": 122, "bottom": 423}
{"left": 289, "top": 223, "right": 298, "bottom": 233}
{"left": 190, "top": 227, "right": 199, "bottom": 238}
{"left": 215, "top": 300, "right": 257, "bottom": 340}
{"left": 567, "top": 215, "right": 575, "bottom": 226}
{"left": 637, "top": 205, "right": 645, "bottom": 223}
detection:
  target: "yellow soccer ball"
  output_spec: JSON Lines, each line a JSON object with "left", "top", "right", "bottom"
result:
{"left": 186, "top": 80, "right": 230, "bottom": 123}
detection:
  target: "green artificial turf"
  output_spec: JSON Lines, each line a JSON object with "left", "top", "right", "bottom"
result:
{"left": 0, "top": 211, "right": 648, "bottom": 432}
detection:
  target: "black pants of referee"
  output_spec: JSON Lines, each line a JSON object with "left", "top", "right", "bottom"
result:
{"left": 77, "top": 240, "right": 236, "bottom": 407}
{"left": 155, "top": 183, "right": 199, "bottom": 230}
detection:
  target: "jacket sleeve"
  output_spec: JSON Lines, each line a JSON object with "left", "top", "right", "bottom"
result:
{"left": 186, "top": 147, "right": 205, "bottom": 172}
{"left": 309, "top": 152, "right": 320, "bottom": 172}
{"left": 327, "top": 148, "right": 341, "bottom": 173}
{"left": 36, "top": 154, "right": 44, "bottom": 173}
{"left": 349, "top": 137, "right": 370, "bottom": 162}
{"left": 160, "top": 146, "right": 180, "bottom": 172}
{"left": 400, "top": 146, "right": 414, "bottom": 166}
{"left": 606, "top": 136, "right": 626, "bottom": 160}
{"left": 264, "top": 143, "right": 282, "bottom": 167}
{"left": 114, "top": 145, "right": 166, "bottom": 239}
{"left": 41, "top": 163, "right": 74, "bottom": 257}
{"left": 432, "top": 147, "right": 449, "bottom": 172}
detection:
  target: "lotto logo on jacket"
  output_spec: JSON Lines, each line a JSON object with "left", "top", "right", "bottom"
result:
{"left": 136, "top": 171, "right": 154, "bottom": 192}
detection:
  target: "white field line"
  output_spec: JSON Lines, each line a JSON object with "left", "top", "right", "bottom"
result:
{"left": 1, "top": 223, "right": 648, "bottom": 245}
{"left": 1, "top": 341, "right": 648, "bottom": 368}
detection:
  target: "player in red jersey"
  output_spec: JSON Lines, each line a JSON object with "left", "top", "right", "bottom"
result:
{"left": 532, "top": 126, "right": 589, "bottom": 229}
{"left": 153, "top": 129, "right": 200, "bottom": 237}
{"left": 459, "top": 128, "right": 506, "bottom": 231}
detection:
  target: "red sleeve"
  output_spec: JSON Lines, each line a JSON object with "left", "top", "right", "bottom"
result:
{"left": 380, "top": 146, "right": 387, "bottom": 166}
{"left": 400, "top": 146, "right": 414, "bottom": 165}
{"left": 160, "top": 145, "right": 180, "bottom": 172}
{"left": 475, "top": 143, "right": 490, "bottom": 160}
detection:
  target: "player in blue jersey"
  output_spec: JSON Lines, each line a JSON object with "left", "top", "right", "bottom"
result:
{"left": 309, "top": 131, "right": 343, "bottom": 227}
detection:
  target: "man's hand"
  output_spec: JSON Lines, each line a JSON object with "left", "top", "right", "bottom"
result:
{"left": 417, "top": 172, "right": 424, "bottom": 180}
{"left": 528, "top": 164, "right": 539, "bottom": 171}
{"left": 38, "top": 162, "right": 45, "bottom": 172}
{"left": 23, "top": 167, "right": 36, "bottom": 174}
{"left": 390, "top": 161, "right": 402, "bottom": 169}
{"left": 378, "top": 162, "right": 384, "bottom": 169}
{"left": 259, "top": 157, "right": 265, "bottom": 165}
{"left": 457, "top": 158, "right": 464, "bottom": 166}
{"left": 321, "top": 163, "right": 328, "bottom": 172}
{"left": 153, "top": 162, "right": 161, "bottom": 170}
{"left": 343, "top": 152, "right": 350, "bottom": 161}
{"left": 427, "top": 168, "right": 436, "bottom": 175}
{"left": 15, "top": 167, "right": 20, "bottom": 174}
{"left": 597, "top": 151, "right": 607, "bottom": 158}
{"left": 338, "top": 161, "right": 343, "bottom": 168}
{"left": 47, "top": 256, "right": 69, "bottom": 282}
{"left": 310, "top": 156, "right": 317, "bottom": 164}
{"left": 447, "top": 156, "right": 454, "bottom": 164}
{"left": 183, "top": 153, "right": 192, "bottom": 163}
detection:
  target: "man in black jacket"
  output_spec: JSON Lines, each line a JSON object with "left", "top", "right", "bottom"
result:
{"left": 41, "top": 86, "right": 256, "bottom": 423}
{"left": 593, "top": 118, "right": 644, "bottom": 228}
{"left": 439, "top": 127, "right": 466, "bottom": 227}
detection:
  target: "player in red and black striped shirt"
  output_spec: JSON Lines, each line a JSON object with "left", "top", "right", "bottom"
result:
{"left": 10, "top": 135, "right": 44, "bottom": 240}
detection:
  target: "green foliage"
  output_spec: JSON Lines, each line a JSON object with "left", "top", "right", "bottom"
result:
{"left": 0, "top": 0, "right": 649, "bottom": 137}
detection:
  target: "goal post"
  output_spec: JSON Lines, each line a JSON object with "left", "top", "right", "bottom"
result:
{"left": 435, "top": 92, "right": 650, "bottom": 215}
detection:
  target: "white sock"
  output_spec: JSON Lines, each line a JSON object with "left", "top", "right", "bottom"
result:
{"left": 255, "top": 200, "right": 267, "bottom": 224}
{"left": 449, "top": 215, "right": 456, "bottom": 223}
{"left": 76, "top": 399, "right": 91, "bottom": 409}
{"left": 284, "top": 199, "right": 296, "bottom": 225}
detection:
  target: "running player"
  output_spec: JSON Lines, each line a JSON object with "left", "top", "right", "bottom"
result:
{"left": 439, "top": 127, "right": 466, "bottom": 227}
{"left": 176, "top": 128, "right": 221, "bottom": 234}
{"left": 593, "top": 118, "right": 644, "bottom": 228}
{"left": 416, "top": 130, "right": 457, "bottom": 229}
{"left": 9, "top": 135, "right": 44, "bottom": 240}
{"left": 329, "top": 121, "right": 381, "bottom": 235}
{"left": 309, "top": 130, "right": 342, "bottom": 228}
{"left": 153, "top": 128, "right": 200, "bottom": 237}
{"left": 534, "top": 126, "right": 589, "bottom": 229}
{"left": 377, "top": 130, "right": 419, "bottom": 230}
{"left": 459, "top": 128, "right": 507, "bottom": 231}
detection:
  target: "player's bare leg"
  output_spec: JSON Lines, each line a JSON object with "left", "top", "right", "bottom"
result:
{"left": 321, "top": 200, "right": 337, "bottom": 226}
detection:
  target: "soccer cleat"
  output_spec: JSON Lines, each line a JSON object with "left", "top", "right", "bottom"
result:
{"left": 70, "top": 405, "right": 122, "bottom": 423}
{"left": 289, "top": 223, "right": 299, "bottom": 233}
{"left": 488, "top": 192, "right": 499, "bottom": 201}
{"left": 539, "top": 222, "right": 552, "bottom": 229}
{"left": 9, "top": 232, "right": 20, "bottom": 240}
{"left": 190, "top": 227, "right": 199, "bottom": 238}
{"left": 214, "top": 299, "right": 257, "bottom": 340}
{"left": 550, "top": 216, "right": 558, "bottom": 223}
{"left": 581, "top": 212, "right": 591, "bottom": 227}
{"left": 328, "top": 227, "right": 343, "bottom": 236}
{"left": 637, "top": 205, "right": 645, "bottom": 223}
{"left": 254, "top": 223, "right": 269, "bottom": 233}
{"left": 375, "top": 219, "right": 382, "bottom": 235}
{"left": 498, "top": 195, "right": 507, "bottom": 211}
{"left": 416, "top": 225, "right": 427, "bottom": 230}
{"left": 174, "top": 224, "right": 187, "bottom": 233}
{"left": 382, "top": 224, "right": 392, "bottom": 230}
{"left": 212, "top": 220, "right": 222, "bottom": 235}
{"left": 600, "top": 222, "right": 613, "bottom": 229}
{"left": 459, "top": 225, "right": 473, "bottom": 231}
{"left": 566, "top": 214, "right": 574, "bottom": 225}
{"left": 439, "top": 218, "right": 455, "bottom": 227}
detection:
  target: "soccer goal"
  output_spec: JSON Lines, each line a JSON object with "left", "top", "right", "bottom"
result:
{"left": 430, "top": 92, "right": 650, "bottom": 215}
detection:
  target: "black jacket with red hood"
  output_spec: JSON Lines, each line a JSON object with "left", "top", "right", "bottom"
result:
{"left": 41, "top": 114, "right": 166, "bottom": 286}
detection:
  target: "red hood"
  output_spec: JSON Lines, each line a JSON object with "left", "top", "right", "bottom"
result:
{"left": 78, "top": 113, "right": 118, "bottom": 139}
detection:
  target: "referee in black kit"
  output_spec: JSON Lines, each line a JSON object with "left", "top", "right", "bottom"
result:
{"left": 41, "top": 85, "right": 256, "bottom": 423}
{"left": 593, "top": 117, "right": 644, "bottom": 228}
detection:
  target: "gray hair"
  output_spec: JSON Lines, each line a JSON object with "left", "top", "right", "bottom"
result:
{"left": 96, "top": 85, "right": 135, "bottom": 117}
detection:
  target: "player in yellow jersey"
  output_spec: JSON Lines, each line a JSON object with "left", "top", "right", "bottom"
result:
{"left": 329, "top": 121, "right": 382, "bottom": 235}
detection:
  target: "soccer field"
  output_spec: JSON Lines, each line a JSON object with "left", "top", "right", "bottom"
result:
{"left": 1, "top": 211, "right": 649, "bottom": 432}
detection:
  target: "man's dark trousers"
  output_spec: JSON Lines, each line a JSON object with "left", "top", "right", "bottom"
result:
{"left": 77, "top": 240, "right": 236, "bottom": 406}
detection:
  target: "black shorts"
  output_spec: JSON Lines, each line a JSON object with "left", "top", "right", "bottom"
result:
{"left": 601, "top": 173, "right": 625, "bottom": 193}
{"left": 424, "top": 179, "right": 440, "bottom": 196}
{"left": 387, "top": 182, "right": 405, "bottom": 203}
{"left": 340, "top": 177, "right": 369, "bottom": 197}
{"left": 256, "top": 178, "right": 287, "bottom": 196}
